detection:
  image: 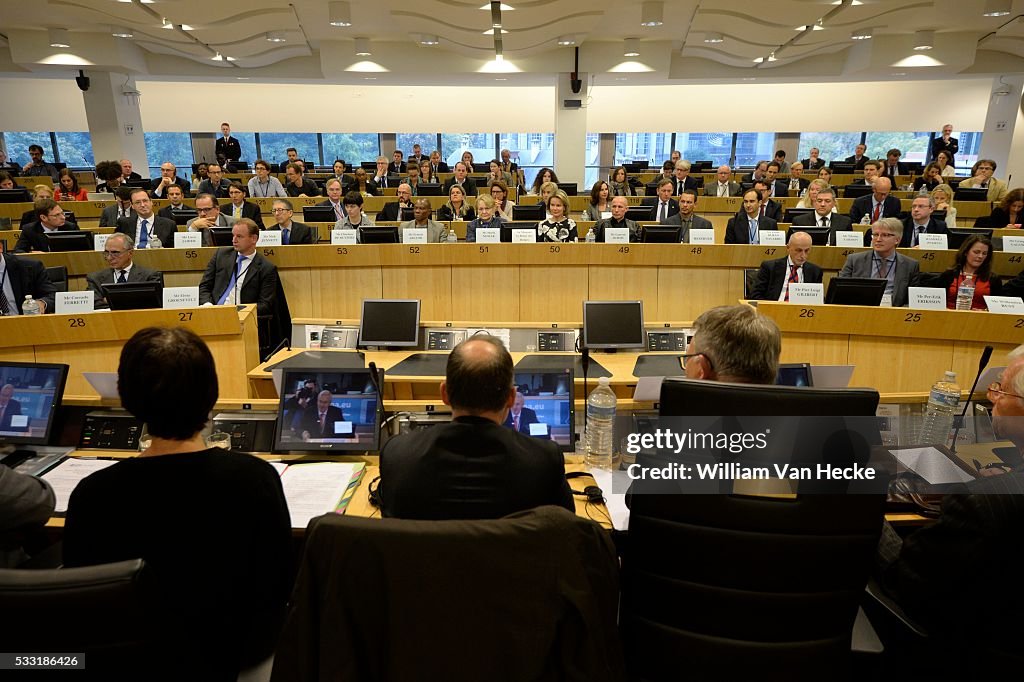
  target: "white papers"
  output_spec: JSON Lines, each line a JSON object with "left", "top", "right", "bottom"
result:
{"left": 83, "top": 372, "right": 119, "bottom": 399}
{"left": 511, "top": 229, "right": 535, "bottom": 243}
{"left": 257, "top": 231, "right": 282, "bottom": 247}
{"left": 174, "top": 231, "right": 202, "bottom": 248}
{"left": 93, "top": 234, "right": 109, "bottom": 251}
{"left": 908, "top": 287, "right": 947, "bottom": 310}
{"left": 835, "top": 231, "right": 865, "bottom": 247}
{"left": 476, "top": 227, "right": 500, "bottom": 243}
{"left": 889, "top": 447, "right": 973, "bottom": 485}
{"left": 331, "top": 229, "right": 358, "bottom": 245}
{"left": 604, "top": 227, "right": 629, "bottom": 244}
{"left": 788, "top": 283, "right": 824, "bottom": 305}
{"left": 1002, "top": 236, "right": 1024, "bottom": 253}
{"left": 689, "top": 229, "right": 715, "bottom": 244}
{"left": 590, "top": 469, "right": 631, "bottom": 531}
{"left": 918, "top": 234, "right": 948, "bottom": 250}
{"left": 760, "top": 230, "right": 786, "bottom": 246}
{"left": 268, "top": 461, "right": 289, "bottom": 476}
{"left": 280, "top": 462, "right": 364, "bottom": 529}
{"left": 985, "top": 296, "right": 1024, "bottom": 314}
{"left": 632, "top": 376, "right": 665, "bottom": 401}
{"left": 43, "top": 458, "right": 119, "bottom": 512}
{"left": 56, "top": 292, "right": 95, "bottom": 314}
{"left": 402, "top": 228, "right": 427, "bottom": 244}
{"left": 162, "top": 286, "right": 199, "bottom": 309}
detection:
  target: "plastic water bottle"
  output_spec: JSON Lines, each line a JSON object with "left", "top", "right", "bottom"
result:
{"left": 149, "top": 233, "right": 163, "bottom": 249}
{"left": 22, "top": 296, "right": 40, "bottom": 315}
{"left": 585, "top": 229, "right": 596, "bottom": 243}
{"left": 918, "top": 185, "right": 928, "bottom": 197}
{"left": 585, "top": 377, "right": 617, "bottom": 470}
{"left": 955, "top": 274, "right": 975, "bottom": 311}
{"left": 860, "top": 213, "right": 871, "bottom": 225}
{"left": 446, "top": 226, "right": 457, "bottom": 243}
{"left": 919, "top": 371, "right": 960, "bottom": 448}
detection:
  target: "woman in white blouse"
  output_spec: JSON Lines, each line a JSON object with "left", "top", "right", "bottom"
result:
{"left": 247, "top": 159, "right": 287, "bottom": 198}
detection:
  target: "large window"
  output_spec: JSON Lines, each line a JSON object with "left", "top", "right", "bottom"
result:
{"left": 733, "top": 133, "right": 775, "bottom": 167}
{"left": 396, "top": 133, "right": 437, "bottom": 157}
{"left": 438, "top": 133, "right": 495, "bottom": 168}
{"left": 258, "top": 133, "right": 319, "bottom": 169}
{"left": 614, "top": 133, "right": 673, "bottom": 167}
{"left": 946, "top": 131, "right": 983, "bottom": 172}
{"left": 144, "top": 133, "right": 193, "bottom": 176}
{"left": 797, "top": 133, "right": 863, "bottom": 167}
{"left": 322, "top": 134, "right": 379, "bottom": 166}
{"left": 863, "top": 132, "right": 930, "bottom": 164}
{"left": 229, "top": 132, "right": 257, "bottom": 164}
{"left": 501, "top": 132, "right": 554, "bottom": 189}
{"left": 675, "top": 132, "right": 732, "bottom": 167}
{"left": 53, "top": 132, "right": 94, "bottom": 168}
{"left": 583, "top": 133, "right": 601, "bottom": 189}
{"left": 2, "top": 132, "right": 54, "bottom": 166}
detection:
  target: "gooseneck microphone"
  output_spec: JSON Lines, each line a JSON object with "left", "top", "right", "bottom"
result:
{"left": 949, "top": 345, "right": 993, "bottom": 454}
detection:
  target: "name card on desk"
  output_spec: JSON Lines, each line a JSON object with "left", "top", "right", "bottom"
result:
{"left": 918, "top": 234, "right": 948, "bottom": 250}
{"left": 477, "top": 228, "right": 500, "bottom": 243}
{"left": 689, "top": 229, "right": 715, "bottom": 244}
{"left": 788, "top": 283, "right": 823, "bottom": 305}
{"left": 163, "top": 286, "right": 199, "bottom": 309}
{"left": 760, "top": 230, "right": 786, "bottom": 246}
{"left": 604, "top": 227, "right": 630, "bottom": 244}
{"left": 909, "top": 287, "right": 947, "bottom": 310}
{"left": 174, "top": 231, "right": 202, "bottom": 248}
{"left": 55, "top": 291, "right": 94, "bottom": 314}
{"left": 93, "top": 233, "right": 109, "bottom": 251}
{"left": 984, "top": 296, "right": 1024, "bottom": 315}
{"left": 402, "top": 228, "right": 427, "bottom": 244}
{"left": 511, "top": 229, "right": 536, "bottom": 243}
{"left": 331, "top": 229, "right": 357, "bottom": 245}
{"left": 257, "top": 231, "right": 282, "bottom": 246}
{"left": 835, "top": 231, "right": 865, "bottom": 248}
{"left": 1003, "top": 236, "right": 1024, "bottom": 253}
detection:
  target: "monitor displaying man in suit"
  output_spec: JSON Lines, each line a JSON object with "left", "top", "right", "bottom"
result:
{"left": 14, "top": 198, "right": 81, "bottom": 253}
{"left": 503, "top": 391, "right": 540, "bottom": 434}
{"left": 660, "top": 189, "right": 712, "bottom": 242}
{"left": 198, "top": 219, "right": 280, "bottom": 317}
{"left": 751, "top": 231, "right": 823, "bottom": 301}
{"left": 706, "top": 165, "right": 741, "bottom": 197}
{"left": 725, "top": 189, "right": 778, "bottom": 244}
{"left": 86, "top": 233, "right": 164, "bottom": 307}
{"left": 224, "top": 182, "right": 264, "bottom": 229}
{"left": 268, "top": 199, "right": 313, "bottom": 245}
{"left": 849, "top": 177, "right": 901, "bottom": 225}
{"left": 0, "top": 383, "right": 24, "bottom": 431}
{"left": 117, "top": 188, "right": 176, "bottom": 249}
{"left": 300, "top": 391, "right": 346, "bottom": 441}
{"left": 791, "top": 188, "right": 853, "bottom": 245}
{"left": 216, "top": 122, "right": 242, "bottom": 163}
{"left": 838, "top": 217, "right": 920, "bottom": 307}
{"left": 643, "top": 179, "right": 679, "bottom": 223}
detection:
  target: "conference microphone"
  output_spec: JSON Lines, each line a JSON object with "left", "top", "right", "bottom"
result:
{"left": 949, "top": 345, "right": 993, "bottom": 454}
{"left": 581, "top": 346, "right": 591, "bottom": 432}
{"left": 367, "top": 361, "right": 383, "bottom": 396}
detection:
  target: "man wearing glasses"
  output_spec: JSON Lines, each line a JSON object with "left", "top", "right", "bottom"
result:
{"left": 115, "top": 188, "right": 176, "bottom": 249}
{"left": 268, "top": 199, "right": 312, "bottom": 245}
{"left": 85, "top": 233, "right": 163, "bottom": 307}
{"left": 187, "top": 193, "right": 237, "bottom": 247}
{"left": 837, "top": 217, "right": 920, "bottom": 307}
{"left": 680, "top": 304, "right": 781, "bottom": 385}
{"left": 13, "top": 198, "right": 82, "bottom": 253}
{"left": 958, "top": 159, "right": 1008, "bottom": 203}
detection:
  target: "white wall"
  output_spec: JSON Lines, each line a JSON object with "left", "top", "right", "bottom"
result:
{"left": 0, "top": 77, "right": 88, "bottom": 130}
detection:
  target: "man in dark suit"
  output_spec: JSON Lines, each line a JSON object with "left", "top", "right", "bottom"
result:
{"left": 705, "top": 165, "right": 742, "bottom": 198}
{"left": 85, "top": 233, "right": 163, "bottom": 307}
{"left": 14, "top": 198, "right": 82, "bottom": 253}
{"left": 196, "top": 164, "right": 231, "bottom": 198}
{"left": 151, "top": 162, "right": 191, "bottom": 199}
{"left": 503, "top": 391, "right": 541, "bottom": 434}
{"left": 642, "top": 179, "right": 680, "bottom": 223}
{"left": 660, "top": 190, "right": 712, "bottom": 242}
{"left": 377, "top": 183, "right": 414, "bottom": 222}
{"left": 388, "top": 150, "right": 406, "bottom": 175}
{"left": 116, "top": 188, "right": 177, "bottom": 249}
{"left": 740, "top": 161, "right": 769, "bottom": 184}
{"left": 845, "top": 143, "right": 869, "bottom": 171}
{"left": 751, "top": 231, "right": 824, "bottom": 301}
{"left": 442, "top": 163, "right": 478, "bottom": 196}
{"left": 216, "top": 122, "right": 242, "bottom": 163}
{"left": 801, "top": 147, "right": 825, "bottom": 171}
{"left": 900, "top": 195, "right": 950, "bottom": 248}
{"left": 379, "top": 335, "right": 575, "bottom": 520}
{"left": 300, "top": 391, "right": 347, "bottom": 440}
{"left": 881, "top": 149, "right": 909, "bottom": 183}
{"left": 725, "top": 189, "right": 779, "bottom": 244}
{"left": 119, "top": 159, "right": 143, "bottom": 183}
{"left": 278, "top": 148, "right": 302, "bottom": 173}
{"left": 838, "top": 218, "right": 919, "bottom": 307}
{"left": 268, "top": 199, "right": 313, "bottom": 245}
{"left": 0, "top": 252, "right": 56, "bottom": 314}
{"left": 408, "top": 144, "right": 425, "bottom": 167}
{"left": 671, "top": 161, "right": 700, "bottom": 196}
{"left": 784, "top": 161, "right": 810, "bottom": 195}
{"left": 223, "top": 182, "right": 264, "bottom": 229}
{"left": 753, "top": 180, "right": 782, "bottom": 221}
{"left": 931, "top": 124, "right": 958, "bottom": 167}
{"left": 99, "top": 186, "right": 136, "bottom": 227}
{"left": 849, "top": 177, "right": 901, "bottom": 225}
{"left": 198, "top": 219, "right": 280, "bottom": 318}
{"left": 764, "top": 162, "right": 789, "bottom": 198}
{"left": 157, "top": 185, "right": 189, "bottom": 220}
{"left": 0, "top": 383, "right": 25, "bottom": 431}
{"left": 791, "top": 188, "right": 853, "bottom": 245}
{"left": 499, "top": 148, "right": 518, "bottom": 176}
{"left": 428, "top": 150, "right": 450, "bottom": 174}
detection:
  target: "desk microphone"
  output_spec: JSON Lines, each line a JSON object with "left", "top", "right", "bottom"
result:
{"left": 581, "top": 345, "right": 591, "bottom": 432}
{"left": 950, "top": 345, "right": 993, "bottom": 454}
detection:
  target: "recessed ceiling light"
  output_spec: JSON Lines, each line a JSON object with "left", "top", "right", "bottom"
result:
{"left": 494, "top": 77, "right": 508, "bottom": 81}
{"left": 851, "top": 28, "right": 873, "bottom": 40}
{"left": 329, "top": 1, "right": 353, "bottom": 27}
{"left": 363, "top": 77, "right": 376, "bottom": 80}
{"left": 210, "top": 52, "right": 235, "bottom": 62}
{"left": 419, "top": 34, "right": 440, "bottom": 46}
{"left": 266, "top": 31, "right": 286, "bottom": 43}
{"left": 742, "top": 77, "right": 756, "bottom": 81}
{"left": 615, "top": 77, "right": 628, "bottom": 81}
{"left": 913, "top": 30, "right": 934, "bottom": 51}
{"left": 354, "top": 37, "right": 371, "bottom": 56}
{"left": 557, "top": 35, "right": 576, "bottom": 46}
{"left": 640, "top": 2, "right": 664, "bottom": 27}
{"left": 983, "top": 0, "right": 1011, "bottom": 16}
{"left": 623, "top": 38, "right": 640, "bottom": 57}
{"left": 704, "top": 32, "right": 724, "bottom": 44}
{"left": 48, "top": 29, "right": 70, "bottom": 48}
{"left": 796, "top": 23, "right": 824, "bottom": 31}
{"left": 111, "top": 26, "right": 134, "bottom": 39}
{"left": 236, "top": 77, "right": 250, "bottom": 80}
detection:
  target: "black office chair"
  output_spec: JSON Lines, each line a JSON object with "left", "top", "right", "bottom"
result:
{"left": 743, "top": 268, "right": 759, "bottom": 299}
{"left": 621, "top": 379, "right": 887, "bottom": 681}
{"left": 44, "top": 265, "right": 68, "bottom": 293}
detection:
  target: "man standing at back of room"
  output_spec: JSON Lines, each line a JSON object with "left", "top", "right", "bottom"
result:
{"left": 216, "top": 122, "right": 242, "bottom": 164}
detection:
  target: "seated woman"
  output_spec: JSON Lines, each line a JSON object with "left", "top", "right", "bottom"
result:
{"left": 350, "top": 167, "right": 373, "bottom": 196}
{"left": 538, "top": 189, "right": 578, "bottom": 243}
{"left": 490, "top": 180, "right": 515, "bottom": 220}
{"left": 929, "top": 235, "right": 1002, "bottom": 310}
{"left": 335, "top": 190, "right": 374, "bottom": 239}
{"left": 529, "top": 167, "right": 558, "bottom": 195}
{"left": 437, "top": 184, "right": 475, "bottom": 222}
{"left": 419, "top": 159, "right": 436, "bottom": 185}
{"left": 465, "top": 193, "right": 507, "bottom": 242}
{"left": 913, "top": 163, "right": 943, "bottom": 193}
{"left": 0, "top": 170, "right": 14, "bottom": 189}
{"left": 63, "top": 327, "right": 292, "bottom": 679}
{"left": 486, "top": 160, "right": 513, "bottom": 187}
{"left": 795, "top": 179, "right": 836, "bottom": 211}
{"left": 935, "top": 149, "right": 956, "bottom": 178}
{"left": 583, "top": 180, "right": 612, "bottom": 221}
{"left": 931, "top": 184, "right": 957, "bottom": 230}
{"left": 461, "top": 150, "right": 475, "bottom": 169}
{"left": 988, "top": 188, "right": 1023, "bottom": 228}
{"left": 817, "top": 166, "right": 833, "bottom": 185}
{"left": 659, "top": 160, "right": 675, "bottom": 181}
{"left": 54, "top": 168, "right": 87, "bottom": 202}
{"left": 609, "top": 166, "right": 634, "bottom": 197}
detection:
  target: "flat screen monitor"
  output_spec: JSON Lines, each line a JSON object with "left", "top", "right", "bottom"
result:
{"left": 903, "top": 162, "right": 924, "bottom": 174}
{"left": 303, "top": 206, "right": 337, "bottom": 223}
{"left": 825, "top": 277, "right": 887, "bottom": 306}
{"left": 644, "top": 182, "right": 661, "bottom": 197}
{"left": 512, "top": 203, "right": 545, "bottom": 221}
{"left": 843, "top": 184, "right": 873, "bottom": 199}
{"left": 209, "top": 227, "right": 234, "bottom": 247}
{"left": 274, "top": 368, "right": 384, "bottom": 453}
{"left": 642, "top": 226, "right": 681, "bottom": 243}
{"left": 739, "top": 182, "right": 754, "bottom": 193}
{"left": 359, "top": 226, "right": 400, "bottom": 244}
{"left": 776, "top": 363, "right": 813, "bottom": 387}
{"left": 400, "top": 206, "right": 415, "bottom": 222}
{"left": 501, "top": 223, "right": 538, "bottom": 242}
{"left": 693, "top": 161, "right": 713, "bottom": 172}
{"left": 0, "top": 188, "right": 32, "bottom": 203}
{"left": 784, "top": 208, "right": 816, "bottom": 222}
{"left": 102, "top": 281, "right": 163, "bottom": 311}
{"left": 45, "top": 231, "right": 92, "bottom": 252}
{"left": 625, "top": 206, "right": 654, "bottom": 222}
{"left": 954, "top": 187, "right": 989, "bottom": 202}
{"left": 623, "top": 161, "right": 649, "bottom": 173}
{"left": 51, "top": 162, "right": 67, "bottom": 171}
{"left": 360, "top": 161, "right": 378, "bottom": 170}
{"left": 169, "top": 208, "right": 198, "bottom": 226}
{"left": 947, "top": 228, "right": 993, "bottom": 250}
{"left": 471, "top": 163, "right": 490, "bottom": 173}
{"left": 359, "top": 299, "right": 420, "bottom": 348}
{"left": 123, "top": 179, "right": 151, "bottom": 190}
{"left": 830, "top": 162, "right": 855, "bottom": 173}
{"left": 509, "top": 368, "right": 575, "bottom": 451}
{"left": 583, "top": 300, "right": 644, "bottom": 350}
{"left": 787, "top": 226, "right": 831, "bottom": 246}
{"left": 0, "top": 362, "right": 70, "bottom": 449}
{"left": 556, "top": 182, "right": 578, "bottom": 196}
{"left": 417, "top": 183, "right": 443, "bottom": 196}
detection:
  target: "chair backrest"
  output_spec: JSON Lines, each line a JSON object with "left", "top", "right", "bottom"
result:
{"left": 45, "top": 265, "right": 68, "bottom": 293}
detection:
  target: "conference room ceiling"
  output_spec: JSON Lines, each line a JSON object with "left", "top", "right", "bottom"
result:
{"left": 0, "top": 0, "right": 1021, "bottom": 85}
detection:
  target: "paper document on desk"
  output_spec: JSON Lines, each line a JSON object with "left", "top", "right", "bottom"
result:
{"left": 889, "top": 447, "right": 974, "bottom": 485}
{"left": 43, "top": 458, "right": 119, "bottom": 512}
{"left": 280, "top": 462, "right": 365, "bottom": 529}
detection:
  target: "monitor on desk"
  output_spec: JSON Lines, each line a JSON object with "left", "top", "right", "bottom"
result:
{"left": 783, "top": 208, "right": 815, "bottom": 223}
{"left": 359, "top": 299, "right": 420, "bottom": 348}
{"left": 416, "top": 183, "right": 443, "bottom": 196}
{"left": 623, "top": 162, "right": 648, "bottom": 173}
{"left": 556, "top": 182, "right": 578, "bottom": 196}
{"left": 501, "top": 223, "right": 539, "bottom": 242}
{"left": 825, "top": 277, "right": 887, "bottom": 306}
{"left": 509, "top": 368, "right": 575, "bottom": 452}
{"left": 0, "top": 188, "right": 32, "bottom": 203}
{"left": 583, "top": 300, "right": 645, "bottom": 350}
{"left": 303, "top": 206, "right": 337, "bottom": 223}
{"left": 947, "top": 228, "right": 993, "bottom": 250}
{"left": 122, "top": 179, "right": 151, "bottom": 190}
{"left": 843, "top": 184, "right": 873, "bottom": 199}
{"left": 830, "top": 162, "right": 855, "bottom": 173}
{"left": 625, "top": 206, "right": 654, "bottom": 223}
{"left": 641, "top": 226, "right": 682, "bottom": 243}
{"left": 954, "top": 187, "right": 989, "bottom": 203}
{"left": 359, "top": 226, "right": 400, "bottom": 244}
{"left": 274, "top": 368, "right": 383, "bottom": 453}
{"left": 0, "top": 362, "right": 69, "bottom": 452}
{"left": 776, "top": 363, "right": 812, "bottom": 387}
{"left": 102, "top": 281, "right": 164, "bottom": 311}
{"left": 169, "top": 208, "right": 199, "bottom": 225}
{"left": 209, "top": 227, "right": 234, "bottom": 247}
{"left": 787, "top": 226, "right": 831, "bottom": 246}
{"left": 512, "top": 203, "right": 545, "bottom": 221}
{"left": 45, "top": 231, "right": 92, "bottom": 252}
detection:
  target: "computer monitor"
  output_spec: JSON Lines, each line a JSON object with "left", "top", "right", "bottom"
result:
{"left": 501, "top": 223, "right": 538, "bottom": 242}
{"left": 51, "top": 162, "right": 67, "bottom": 171}
{"left": 400, "top": 206, "right": 415, "bottom": 222}
{"left": 784, "top": 208, "right": 816, "bottom": 222}
{"left": 512, "top": 203, "right": 545, "bottom": 221}
{"left": 787, "top": 226, "right": 831, "bottom": 246}
{"left": 693, "top": 161, "right": 713, "bottom": 172}
{"left": 830, "top": 162, "right": 855, "bottom": 173}
{"left": 102, "top": 281, "right": 164, "bottom": 311}
{"left": 509, "top": 368, "right": 575, "bottom": 451}
{"left": 0, "top": 188, "right": 32, "bottom": 203}
{"left": 358, "top": 299, "right": 420, "bottom": 348}
{"left": 0, "top": 362, "right": 70, "bottom": 452}
{"left": 359, "top": 226, "right": 400, "bottom": 244}
{"left": 644, "top": 182, "right": 661, "bottom": 197}
{"left": 209, "top": 227, "right": 234, "bottom": 247}
{"left": 776, "top": 363, "right": 813, "bottom": 387}
{"left": 303, "top": 206, "right": 337, "bottom": 223}
{"left": 45, "top": 231, "right": 92, "bottom": 252}
{"left": 556, "top": 182, "right": 578, "bottom": 196}
{"left": 360, "top": 161, "right": 378, "bottom": 170}
{"left": 843, "top": 184, "right": 873, "bottom": 199}
{"left": 625, "top": 206, "right": 654, "bottom": 222}
{"left": 583, "top": 300, "right": 644, "bottom": 350}
{"left": 471, "top": 163, "right": 489, "bottom": 173}
{"left": 825, "top": 278, "right": 887, "bottom": 306}
{"left": 417, "top": 183, "right": 443, "bottom": 196}
{"left": 954, "top": 187, "right": 989, "bottom": 202}
{"left": 123, "top": 179, "right": 151, "bottom": 190}
{"left": 273, "top": 368, "right": 384, "bottom": 453}
{"left": 169, "top": 208, "right": 199, "bottom": 226}
{"left": 903, "top": 162, "right": 924, "bottom": 174}
{"left": 623, "top": 161, "right": 649, "bottom": 173}
{"left": 641, "top": 226, "right": 682, "bottom": 243}
{"left": 947, "top": 227, "right": 994, "bottom": 250}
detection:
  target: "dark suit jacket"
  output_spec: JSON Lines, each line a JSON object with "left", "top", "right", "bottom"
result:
{"left": 389, "top": 162, "right": 406, "bottom": 174}
{"left": 197, "top": 179, "right": 231, "bottom": 198}
{"left": 198, "top": 248, "right": 279, "bottom": 317}
{"left": 759, "top": 200, "right": 783, "bottom": 221}
{"left": 931, "top": 136, "right": 958, "bottom": 166}
{"left": 223, "top": 201, "right": 265, "bottom": 230}
{"left": 900, "top": 216, "right": 950, "bottom": 248}
{"left": 379, "top": 415, "right": 574, "bottom": 520}
{"left": 269, "top": 222, "right": 313, "bottom": 245}
{"left": 300, "top": 404, "right": 346, "bottom": 439}
{"left": 0, "top": 397, "right": 23, "bottom": 431}
{"left": 85, "top": 263, "right": 163, "bottom": 306}
{"left": 751, "top": 257, "right": 824, "bottom": 300}
{"left": 115, "top": 216, "right": 177, "bottom": 249}
{"left": 285, "top": 179, "right": 320, "bottom": 198}
{"left": 791, "top": 211, "right": 854, "bottom": 246}
{"left": 430, "top": 162, "right": 451, "bottom": 174}
{"left": 14, "top": 222, "right": 83, "bottom": 253}
{"left": 376, "top": 202, "right": 413, "bottom": 223}
{"left": 845, "top": 155, "right": 868, "bottom": 171}
{"left": 503, "top": 407, "right": 540, "bottom": 434}
{"left": 801, "top": 157, "right": 826, "bottom": 171}
{"left": 660, "top": 213, "right": 713, "bottom": 243}
{"left": 121, "top": 172, "right": 143, "bottom": 182}
{"left": 838, "top": 251, "right": 919, "bottom": 307}
{"left": 216, "top": 136, "right": 242, "bottom": 162}
{"left": 670, "top": 176, "right": 700, "bottom": 195}
{"left": 150, "top": 176, "right": 191, "bottom": 198}
{"left": 642, "top": 197, "right": 679, "bottom": 220}
{"left": 99, "top": 205, "right": 136, "bottom": 228}
{"left": 724, "top": 215, "right": 779, "bottom": 244}
{"left": 881, "top": 163, "right": 910, "bottom": 182}
{"left": 1, "top": 254, "right": 56, "bottom": 314}
{"left": 443, "top": 177, "right": 478, "bottom": 196}
{"left": 849, "top": 194, "right": 902, "bottom": 224}
{"left": 1004, "top": 269, "right": 1024, "bottom": 299}
{"left": 769, "top": 180, "right": 790, "bottom": 198}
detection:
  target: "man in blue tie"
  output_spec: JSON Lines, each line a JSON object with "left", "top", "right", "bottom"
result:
{"left": 116, "top": 188, "right": 176, "bottom": 249}
{"left": 725, "top": 189, "right": 778, "bottom": 244}
{"left": 269, "top": 199, "right": 313, "bottom": 244}
{"left": 198, "top": 219, "right": 280, "bottom": 317}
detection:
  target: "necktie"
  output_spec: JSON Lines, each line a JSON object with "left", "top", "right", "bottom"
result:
{"left": 660, "top": 202, "right": 667, "bottom": 222}
{"left": 381, "top": 176, "right": 387, "bottom": 189}
{"left": 234, "top": 205, "right": 241, "bottom": 218}
{"left": 0, "top": 288, "right": 10, "bottom": 316}
{"left": 749, "top": 218, "right": 758, "bottom": 244}
{"left": 513, "top": 414, "right": 520, "bottom": 431}
{"left": 117, "top": 270, "right": 127, "bottom": 284}
{"left": 872, "top": 203, "right": 881, "bottom": 222}
{"left": 676, "top": 180, "right": 683, "bottom": 195}
{"left": 759, "top": 203, "right": 766, "bottom": 218}
{"left": 138, "top": 219, "right": 149, "bottom": 248}
{"left": 217, "top": 254, "right": 246, "bottom": 305}
{"left": 784, "top": 264, "right": 799, "bottom": 302}
{"left": 820, "top": 215, "right": 829, "bottom": 228}
{"left": 334, "top": 203, "right": 343, "bottom": 221}
{"left": 319, "top": 412, "right": 327, "bottom": 434}
{"left": 719, "top": 184, "right": 726, "bottom": 197}
{"left": 878, "top": 258, "right": 891, "bottom": 279}
{"left": 282, "top": 228, "right": 290, "bottom": 245}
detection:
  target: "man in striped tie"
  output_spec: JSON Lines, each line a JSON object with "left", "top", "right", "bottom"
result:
{"left": 749, "top": 231, "right": 823, "bottom": 301}
{"left": 85, "top": 233, "right": 164, "bottom": 307}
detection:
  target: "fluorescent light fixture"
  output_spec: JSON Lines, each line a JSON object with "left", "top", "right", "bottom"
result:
{"left": 640, "top": 2, "right": 663, "bottom": 27}
{"left": 210, "top": 52, "right": 235, "bottom": 62}
{"left": 892, "top": 54, "right": 944, "bottom": 67}
{"left": 354, "top": 37, "right": 371, "bottom": 56}
{"left": 419, "top": 34, "right": 440, "bottom": 46}
{"left": 704, "top": 32, "right": 724, "bottom": 43}
{"left": 557, "top": 35, "right": 576, "bottom": 46}
{"left": 329, "top": 1, "right": 353, "bottom": 27}
{"left": 768, "top": 52, "right": 777, "bottom": 62}
{"left": 48, "top": 29, "right": 70, "bottom": 48}
{"left": 983, "top": 0, "right": 1011, "bottom": 16}
{"left": 851, "top": 27, "right": 872, "bottom": 40}
{"left": 482, "top": 28, "right": 508, "bottom": 34}
{"left": 796, "top": 23, "right": 824, "bottom": 31}
{"left": 161, "top": 18, "right": 174, "bottom": 29}
{"left": 479, "top": 3, "right": 515, "bottom": 9}
{"left": 478, "top": 56, "right": 520, "bottom": 73}
{"left": 266, "top": 31, "right": 286, "bottom": 43}
{"left": 913, "top": 30, "right": 934, "bottom": 51}
{"left": 624, "top": 38, "right": 640, "bottom": 57}
{"left": 180, "top": 24, "right": 194, "bottom": 31}
{"left": 111, "top": 26, "right": 134, "bottom": 39}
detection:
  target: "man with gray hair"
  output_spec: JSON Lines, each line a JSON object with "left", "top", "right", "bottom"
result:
{"left": 901, "top": 194, "right": 949, "bottom": 248}
{"left": 682, "top": 304, "right": 781, "bottom": 385}
{"left": 85, "top": 232, "right": 163, "bottom": 307}
{"left": 672, "top": 160, "right": 699, "bottom": 196}
{"left": 838, "top": 217, "right": 920, "bottom": 307}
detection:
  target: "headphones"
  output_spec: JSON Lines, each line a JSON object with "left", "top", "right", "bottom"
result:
{"left": 368, "top": 475, "right": 382, "bottom": 508}
{"left": 566, "top": 471, "right": 605, "bottom": 504}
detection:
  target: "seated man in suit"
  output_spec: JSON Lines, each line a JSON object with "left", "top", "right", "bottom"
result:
{"left": 801, "top": 147, "right": 825, "bottom": 171}
{"left": 772, "top": 149, "right": 790, "bottom": 174}
{"left": 119, "top": 159, "right": 142, "bottom": 183}
{"left": 379, "top": 335, "right": 575, "bottom": 520}
{"left": 389, "top": 150, "right": 406, "bottom": 175}
{"left": 268, "top": 199, "right": 313, "bottom": 245}
{"left": 377, "top": 183, "right": 414, "bottom": 222}
{"left": 672, "top": 161, "right": 700, "bottom": 196}
{"left": 407, "top": 144, "right": 424, "bottom": 167}
{"left": 116, "top": 188, "right": 176, "bottom": 249}
{"left": 845, "top": 143, "right": 869, "bottom": 170}
{"left": 300, "top": 390, "right": 346, "bottom": 441}
{"left": 499, "top": 148, "right": 518, "bottom": 176}
{"left": 643, "top": 179, "right": 679, "bottom": 223}
{"left": 442, "top": 162, "right": 478, "bottom": 196}
{"left": 369, "top": 156, "right": 392, "bottom": 192}
{"left": 785, "top": 162, "right": 809, "bottom": 195}
{"left": 849, "top": 177, "right": 901, "bottom": 225}
{"left": 852, "top": 160, "right": 880, "bottom": 187}
{"left": 0, "top": 383, "right": 27, "bottom": 432}
{"left": 503, "top": 391, "right": 540, "bottom": 434}
{"left": 660, "top": 189, "right": 712, "bottom": 242}
{"left": 0, "top": 250, "right": 56, "bottom": 314}
{"left": 591, "top": 195, "right": 641, "bottom": 242}
{"left": 682, "top": 304, "right": 781, "bottom": 384}
{"left": 151, "top": 162, "right": 191, "bottom": 199}
{"left": 99, "top": 186, "right": 136, "bottom": 227}
{"left": 278, "top": 147, "right": 301, "bottom": 174}
{"left": 196, "top": 163, "right": 231, "bottom": 198}
{"left": 223, "top": 182, "right": 264, "bottom": 229}
{"left": 791, "top": 188, "right": 853, "bottom": 245}
{"left": 86, "top": 233, "right": 163, "bottom": 307}
{"left": 881, "top": 149, "right": 908, "bottom": 183}
{"left": 156, "top": 184, "right": 189, "bottom": 220}
{"left": 317, "top": 178, "right": 346, "bottom": 221}
{"left": 401, "top": 198, "right": 446, "bottom": 242}
{"left": 751, "top": 231, "right": 823, "bottom": 301}
{"left": 753, "top": 180, "right": 782, "bottom": 221}
{"left": 198, "top": 219, "right": 279, "bottom": 318}
{"left": 187, "top": 193, "right": 238, "bottom": 246}
{"left": 14, "top": 198, "right": 82, "bottom": 253}
{"left": 428, "top": 150, "right": 451, "bottom": 174}
{"left": 764, "top": 162, "right": 788, "bottom": 198}
{"left": 705, "top": 164, "right": 741, "bottom": 197}
{"left": 901, "top": 194, "right": 949, "bottom": 248}
{"left": 725, "top": 189, "right": 778, "bottom": 245}
{"left": 284, "top": 163, "right": 319, "bottom": 198}
{"left": 838, "top": 217, "right": 920, "bottom": 307}
{"left": 958, "top": 159, "right": 1008, "bottom": 203}
{"left": 741, "top": 161, "right": 769, "bottom": 184}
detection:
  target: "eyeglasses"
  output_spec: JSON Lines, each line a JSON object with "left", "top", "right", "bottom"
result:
{"left": 871, "top": 232, "right": 897, "bottom": 240}
{"left": 196, "top": 206, "right": 217, "bottom": 214}
{"left": 271, "top": 208, "right": 291, "bottom": 213}
{"left": 103, "top": 249, "right": 131, "bottom": 258}
{"left": 988, "top": 382, "right": 1024, "bottom": 401}
{"left": 679, "top": 353, "right": 714, "bottom": 372}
